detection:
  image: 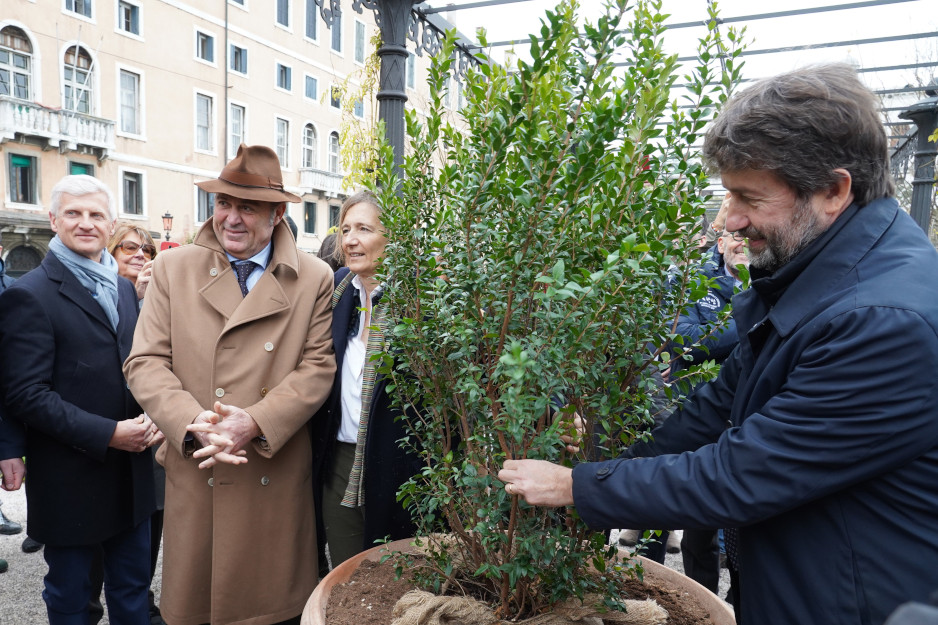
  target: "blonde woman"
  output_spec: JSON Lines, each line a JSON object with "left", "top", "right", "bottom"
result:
{"left": 106, "top": 224, "right": 157, "bottom": 300}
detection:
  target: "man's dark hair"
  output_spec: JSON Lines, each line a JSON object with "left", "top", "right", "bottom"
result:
{"left": 703, "top": 63, "right": 894, "bottom": 207}
{"left": 284, "top": 214, "right": 299, "bottom": 240}
{"left": 317, "top": 233, "right": 342, "bottom": 272}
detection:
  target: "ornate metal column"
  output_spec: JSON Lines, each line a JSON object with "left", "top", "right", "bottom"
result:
{"left": 341, "top": 0, "right": 480, "bottom": 177}
{"left": 378, "top": 0, "right": 417, "bottom": 175}
{"left": 899, "top": 90, "right": 938, "bottom": 234}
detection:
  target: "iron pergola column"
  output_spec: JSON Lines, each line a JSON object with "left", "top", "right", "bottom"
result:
{"left": 900, "top": 92, "right": 938, "bottom": 234}
{"left": 374, "top": 0, "right": 419, "bottom": 176}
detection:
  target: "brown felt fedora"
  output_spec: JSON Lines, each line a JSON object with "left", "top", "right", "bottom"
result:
{"left": 196, "top": 144, "right": 301, "bottom": 203}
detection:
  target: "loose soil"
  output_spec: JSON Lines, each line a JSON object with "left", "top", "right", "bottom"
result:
{"left": 327, "top": 557, "right": 720, "bottom": 625}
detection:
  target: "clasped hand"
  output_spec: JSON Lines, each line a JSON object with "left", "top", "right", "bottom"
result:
{"left": 186, "top": 401, "right": 261, "bottom": 469}
{"left": 109, "top": 413, "right": 164, "bottom": 454}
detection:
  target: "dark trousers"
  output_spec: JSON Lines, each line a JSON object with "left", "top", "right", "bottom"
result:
{"left": 322, "top": 442, "right": 366, "bottom": 569}
{"left": 89, "top": 510, "right": 163, "bottom": 623}
{"left": 42, "top": 519, "right": 151, "bottom": 625}
{"left": 681, "top": 529, "right": 720, "bottom": 594}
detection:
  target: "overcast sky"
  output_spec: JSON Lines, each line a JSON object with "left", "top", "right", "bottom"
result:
{"left": 427, "top": 0, "right": 937, "bottom": 103}
{"left": 420, "top": 0, "right": 936, "bottom": 195}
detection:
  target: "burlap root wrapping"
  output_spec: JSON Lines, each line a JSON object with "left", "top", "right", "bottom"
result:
{"left": 390, "top": 590, "right": 668, "bottom": 625}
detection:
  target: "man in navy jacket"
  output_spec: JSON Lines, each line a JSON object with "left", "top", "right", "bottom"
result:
{"left": 499, "top": 64, "right": 938, "bottom": 625}
{"left": 0, "top": 175, "right": 158, "bottom": 624}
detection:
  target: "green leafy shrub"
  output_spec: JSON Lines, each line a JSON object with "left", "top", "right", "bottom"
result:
{"left": 372, "top": 0, "right": 744, "bottom": 618}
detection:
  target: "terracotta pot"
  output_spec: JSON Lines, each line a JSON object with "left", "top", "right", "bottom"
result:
{"left": 301, "top": 538, "right": 736, "bottom": 625}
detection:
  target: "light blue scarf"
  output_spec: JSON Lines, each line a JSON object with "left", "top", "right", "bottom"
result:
{"left": 49, "top": 235, "right": 120, "bottom": 331}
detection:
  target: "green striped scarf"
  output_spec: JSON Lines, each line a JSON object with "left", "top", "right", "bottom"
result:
{"left": 333, "top": 272, "right": 388, "bottom": 508}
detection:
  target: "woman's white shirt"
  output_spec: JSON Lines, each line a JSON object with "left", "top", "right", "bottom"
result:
{"left": 338, "top": 274, "right": 374, "bottom": 444}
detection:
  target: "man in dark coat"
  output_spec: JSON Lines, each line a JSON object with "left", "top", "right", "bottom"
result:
{"left": 499, "top": 64, "right": 938, "bottom": 625}
{"left": 0, "top": 233, "right": 14, "bottom": 293}
{"left": 668, "top": 233, "right": 747, "bottom": 384}
{"left": 646, "top": 232, "right": 749, "bottom": 592}
{"left": 0, "top": 231, "right": 24, "bottom": 544}
{"left": 0, "top": 174, "right": 158, "bottom": 624}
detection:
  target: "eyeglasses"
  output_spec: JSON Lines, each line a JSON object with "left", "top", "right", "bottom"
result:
{"left": 116, "top": 241, "right": 156, "bottom": 259}
{"left": 723, "top": 231, "right": 746, "bottom": 242}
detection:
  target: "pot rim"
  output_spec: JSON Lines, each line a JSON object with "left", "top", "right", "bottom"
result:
{"left": 301, "top": 537, "right": 736, "bottom": 625}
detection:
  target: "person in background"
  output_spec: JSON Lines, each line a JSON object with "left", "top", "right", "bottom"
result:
{"left": 499, "top": 64, "right": 938, "bottom": 625}
{"left": 0, "top": 420, "right": 23, "bottom": 577}
{"left": 0, "top": 232, "right": 13, "bottom": 292}
{"left": 0, "top": 174, "right": 158, "bottom": 624}
{"left": 107, "top": 224, "right": 157, "bottom": 302}
{"left": 622, "top": 210, "right": 736, "bottom": 560}
{"left": 663, "top": 227, "right": 748, "bottom": 596}
{"left": 285, "top": 214, "right": 299, "bottom": 241}
{"left": 0, "top": 231, "right": 23, "bottom": 553}
{"left": 317, "top": 230, "right": 342, "bottom": 272}
{"left": 311, "top": 191, "right": 422, "bottom": 568}
{"left": 106, "top": 224, "right": 164, "bottom": 624}
{"left": 124, "top": 144, "right": 335, "bottom": 625}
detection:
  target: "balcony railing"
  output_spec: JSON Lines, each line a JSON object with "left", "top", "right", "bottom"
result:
{"left": 299, "top": 167, "right": 344, "bottom": 198}
{"left": 0, "top": 96, "right": 115, "bottom": 156}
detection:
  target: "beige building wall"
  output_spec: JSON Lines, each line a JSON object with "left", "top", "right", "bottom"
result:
{"left": 0, "top": 0, "right": 425, "bottom": 275}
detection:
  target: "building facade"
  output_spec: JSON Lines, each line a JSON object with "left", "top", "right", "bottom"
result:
{"left": 1, "top": 0, "right": 415, "bottom": 274}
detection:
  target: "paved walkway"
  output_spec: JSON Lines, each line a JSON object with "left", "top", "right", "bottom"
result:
{"left": 1, "top": 486, "right": 730, "bottom": 624}
{"left": 0, "top": 486, "right": 162, "bottom": 625}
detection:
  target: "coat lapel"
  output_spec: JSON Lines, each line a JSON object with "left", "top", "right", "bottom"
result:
{"left": 223, "top": 271, "right": 290, "bottom": 332}
{"left": 199, "top": 262, "right": 244, "bottom": 321}
{"left": 194, "top": 220, "right": 297, "bottom": 334}
{"left": 44, "top": 254, "right": 115, "bottom": 335}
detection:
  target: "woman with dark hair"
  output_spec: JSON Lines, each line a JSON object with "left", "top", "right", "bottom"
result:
{"left": 317, "top": 230, "right": 342, "bottom": 272}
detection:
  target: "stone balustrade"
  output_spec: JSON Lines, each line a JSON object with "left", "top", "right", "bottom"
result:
{"left": 299, "top": 167, "right": 344, "bottom": 198}
{"left": 0, "top": 96, "right": 114, "bottom": 155}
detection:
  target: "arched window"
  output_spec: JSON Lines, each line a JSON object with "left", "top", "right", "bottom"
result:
{"left": 0, "top": 26, "right": 33, "bottom": 100}
{"left": 303, "top": 123, "right": 317, "bottom": 169}
{"left": 5, "top": 245, "right": 42, "bottom": 278}
{"left": 328, "top": 131, "right": 340, "bottom": 174}
{"left": 64, "top": 45, "right": 93, "bottom": 114}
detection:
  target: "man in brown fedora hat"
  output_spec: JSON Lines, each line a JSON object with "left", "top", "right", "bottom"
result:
{"left": 125, "top": 144, "right": 336, "bottom": 625}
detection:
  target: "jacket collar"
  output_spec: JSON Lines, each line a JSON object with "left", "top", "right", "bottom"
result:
{"left": 193, "top": 218, "right": 300, "bottom": 277}
{"left": 194, "top": 219, "right": 298, "bottom": 329}
{"left": 42, "top": 253, "right": 116, "bottom": 334}
{"left": 739, "top": 197, "right": 899, "bottom": 338}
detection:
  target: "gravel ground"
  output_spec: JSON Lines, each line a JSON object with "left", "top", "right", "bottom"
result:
{"left": 610, "top": 529, "right": 733, "bottom": 605}
{"left": 1, "top": 487, "right": 730, "bottom": 624}
{"left": 0, "top": 486, "right": 162, "bottom": 625}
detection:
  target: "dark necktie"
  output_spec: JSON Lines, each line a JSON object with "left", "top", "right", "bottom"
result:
{"left": 231, "top": 260, "right": 256, "bottom": 297}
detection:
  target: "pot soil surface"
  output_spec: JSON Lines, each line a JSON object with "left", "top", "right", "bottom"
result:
{"left": 326, "top": 557, "right": 722, "bottom": 625}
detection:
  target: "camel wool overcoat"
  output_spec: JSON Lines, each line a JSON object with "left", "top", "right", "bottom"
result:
{"left": 124, "top": 219, "right": 335, "bottom": 625}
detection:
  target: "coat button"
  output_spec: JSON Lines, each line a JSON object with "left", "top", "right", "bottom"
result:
{"left": 208, "top": 478, "right": 214, "bottom": 487}
{"left": 264, "top": 342, "right": 274, "bottom": 352}
{"left": 597, "top": 467, "right": 609, "bottom": 476}
{"left": 260, "top": 476, "right": 270, "bottom": 486}
{"left": 260, "top": 387, "right": 269, "bottom": 397}
{"left": 215, "top": 388, "right": 225, "bottom": 397}
{"left": 210, "top": 268, "right": 218, "bottom": 276}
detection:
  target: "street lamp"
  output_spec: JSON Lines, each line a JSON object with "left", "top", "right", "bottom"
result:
{"left": 161, "top": 212, "right": 174, "bottom": 242}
